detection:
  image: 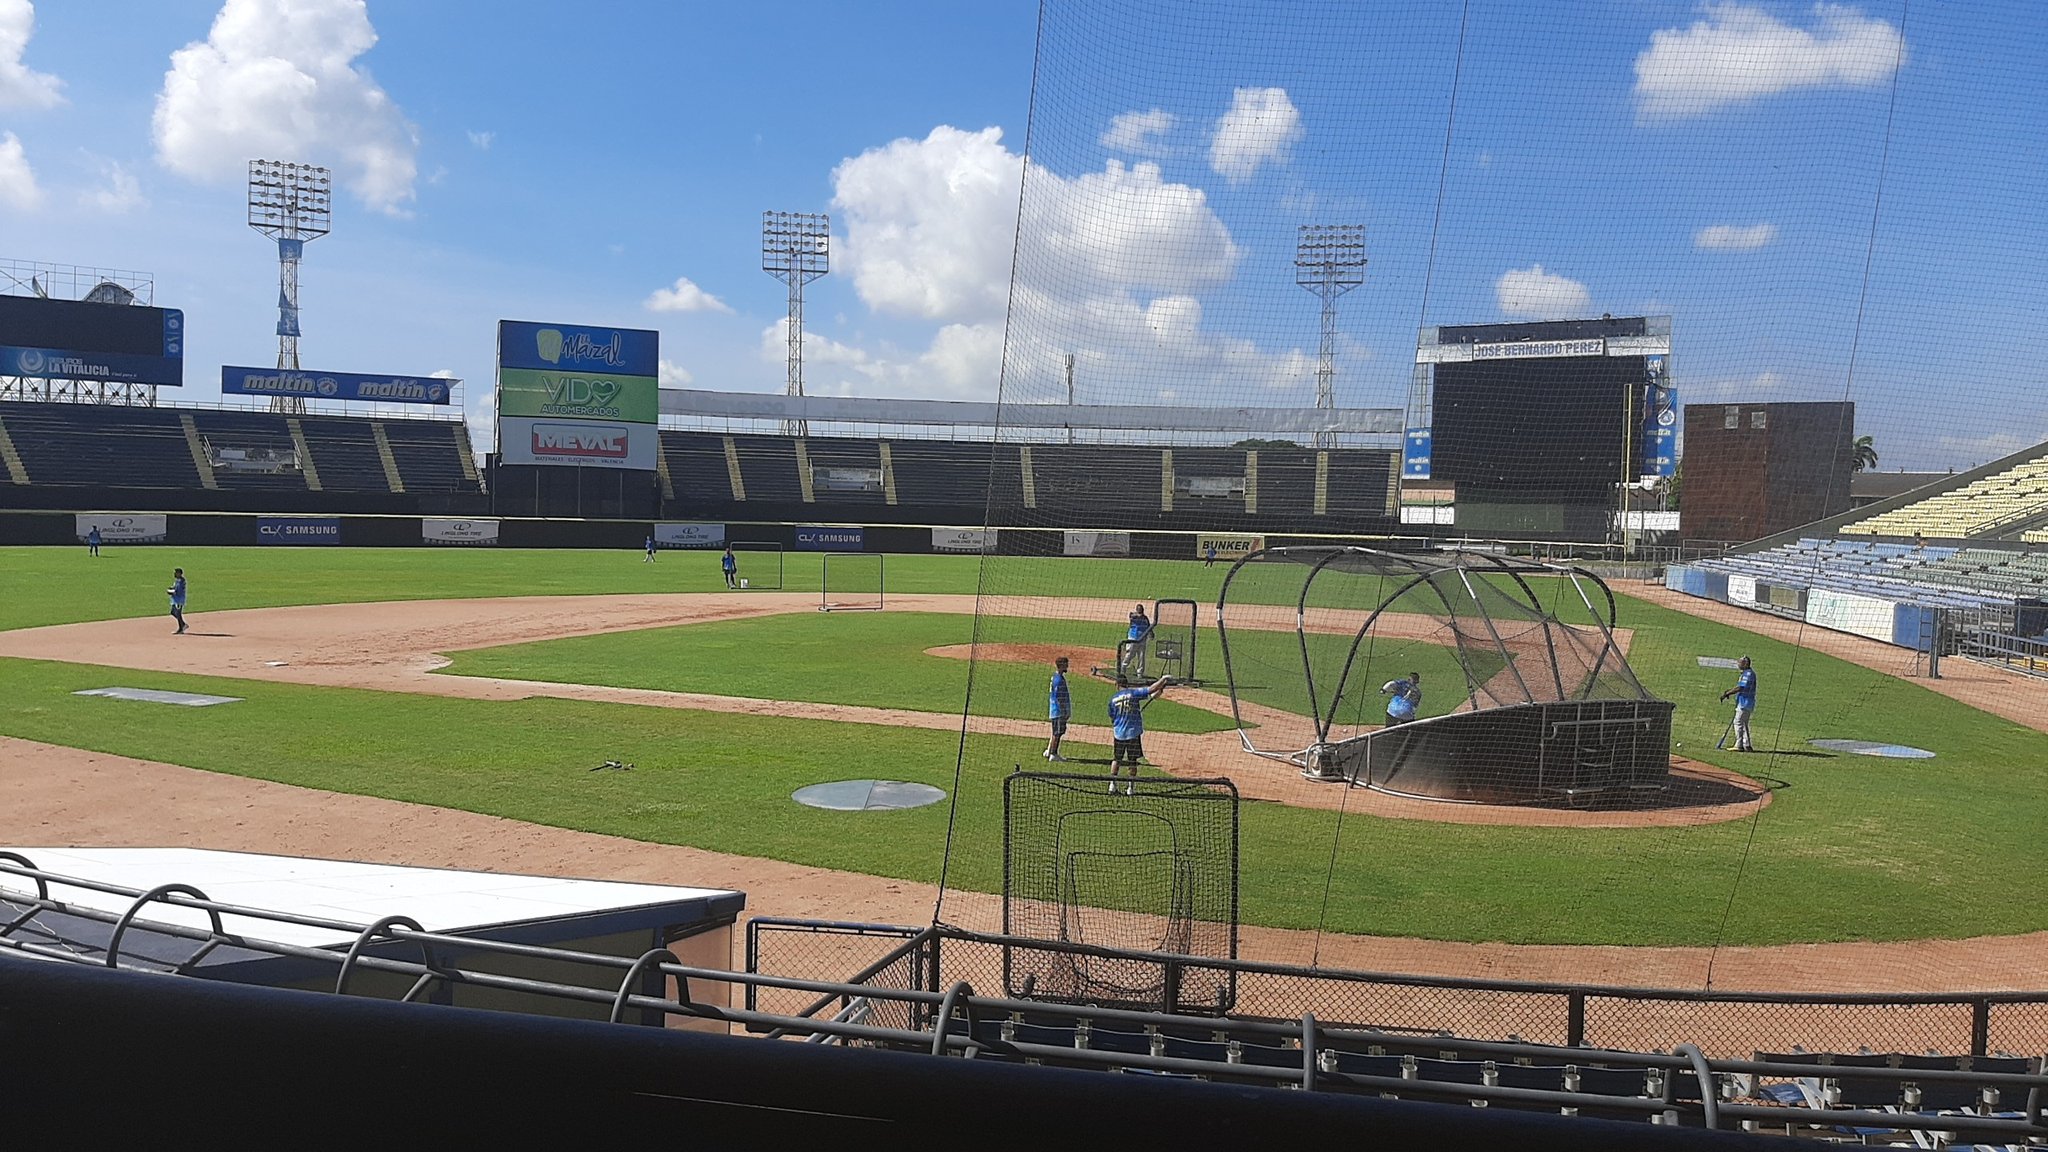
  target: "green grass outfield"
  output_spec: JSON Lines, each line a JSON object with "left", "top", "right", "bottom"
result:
{"left": 3, "top": 545, "right": 2046, "bottom": 947}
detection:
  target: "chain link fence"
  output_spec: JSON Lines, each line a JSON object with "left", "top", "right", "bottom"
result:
{"left": 749, "top": 919, "right": 2048, "bottom": 1060}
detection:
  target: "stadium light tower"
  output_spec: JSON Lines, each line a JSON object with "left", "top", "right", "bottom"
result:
{"left": 247, "top": 160, "right": 332, "bottom": 414}
{"left": 1295, "top": 225, "right": 1367, "bottom": 449}
{"left": 762, "top": 211, "right": 830, "bottom": 437}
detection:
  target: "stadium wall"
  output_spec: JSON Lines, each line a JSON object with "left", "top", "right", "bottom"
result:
{"left": 0, "top": 508, "right": 1430, "bottom": 557}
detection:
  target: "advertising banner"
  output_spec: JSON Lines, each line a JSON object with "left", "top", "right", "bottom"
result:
{"left": 654, "top": 522, "right": 726, "bottom": 549}
{"left": 1641, "top": 362, "right": 1677, "bottom": 479}
{"left": 1805, "top": 588, "right": 1896, "bottom": 643}
{"left": 0, "top": 295, "right": 185, "bottom": 386}
{"left": 496, "top": 368, "right": 659, "bottom": 423}
{"left": 1727, "top": 574, "right": 1758, "bottom": 606}
{"left": 1194, "top": 533, "right": 1264, "bottom": 561}
{"left": 496, "top": 416, "right": 659, "bottom": 470}
{"left": 497, "top": 320, "right": 660, "bottom": 378}
{"left": 1063, "top": 530, "right": 1131, "bottom": 557}
{"left": 496, "top": 320, "right": 659, "bottom": 472}
{"left": 222, "top": 366, "right": 453, "bottom": 405}
{"left": 257, "top": 516, "right": 341, "bottom": 545}
{"left": 931, "top": 528, "right": 997, "bottom": 553}
{"left": 1402, "top": 428, "right": 1432, "bottom": 479}
{"left": 74, "top": 513, "right": 167, "bottom": 543}
{"left": 794, "top": 526, "right": 865, "bottom": 552}
{"left": 422, "top": 517, "right": 500, "bottom": 546}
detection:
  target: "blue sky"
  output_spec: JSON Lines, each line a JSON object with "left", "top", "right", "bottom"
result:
{"left": 0, "top": 0, "right": 2041, "bottom": 470}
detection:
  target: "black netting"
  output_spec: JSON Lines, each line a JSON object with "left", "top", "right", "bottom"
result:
{"left": 1003, "top": 772, "right": 1239, "bottom": 1010}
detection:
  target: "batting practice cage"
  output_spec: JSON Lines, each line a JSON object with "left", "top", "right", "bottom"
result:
{"left": 1217, "top": 547, "right": 1673, "bottom": 804}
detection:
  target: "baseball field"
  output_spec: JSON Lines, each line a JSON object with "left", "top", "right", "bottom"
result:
{"left": 4, "top": 544, "right": 2046, "bottom": 976}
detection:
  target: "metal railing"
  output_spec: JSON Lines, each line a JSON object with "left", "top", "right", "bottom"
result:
{"left": 9, "top": 854, "right": 2048, "bottom": 1140}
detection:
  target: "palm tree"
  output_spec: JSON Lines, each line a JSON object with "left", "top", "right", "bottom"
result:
{"left": 1852, "top": 435, "right": 1879, "bottom": 472}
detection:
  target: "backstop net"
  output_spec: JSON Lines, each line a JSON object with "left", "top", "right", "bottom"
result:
{"left": 820, "top": 553, "right": 885, "bottom": 612}
{"left": 925, "top": 0, "right": 2036, "bottom": 1004}
{"left": 1003, "top": 772, "right": 1239, "bottom": 1012}
{"left": 730, "top": 542, "right": 783, "bottom": 591}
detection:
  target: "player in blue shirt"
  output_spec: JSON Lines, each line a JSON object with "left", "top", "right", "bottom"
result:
{"left": 1719, "top": 656, "right": 1758, "bottom": 752}
{"left": 1125, "top": 604, "right": 1152, "bottom": 678}
{"left": 1043, "top": 656, "right": 1072, "bottom": 762}
{"left": 1107, "top": 675, "right": 1172, "bottom": 794}
{"left": 721, "top": 545, "right": 739, "bottom": 589}
{"left": 167, "top": 567, "right": 188, "bottom": 635}
{"left": 1381, "top": 671, "right": 1422, "bottom": 726}
{"left": 87, "top": 525, "right": 102, "bottom": 557}
{"left": 644, "top": 533, "right": 657, "bottom": 562}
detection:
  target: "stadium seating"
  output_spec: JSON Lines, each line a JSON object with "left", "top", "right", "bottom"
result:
{"left": 646, "top": 428, "right": 1402, "bottom": 532}
{"left": 0, "top": 401, "right": 199, "bottom": 488}
{"left": 380, "top": 419, "right": 474, "bottom": 492}
{"left": 886, "top": 438, "right": 992, "bottom": 510}
{"left": 731, "top": 434, "right": 805, "bottom": 504}
{"left": 659, "top": 431, "right": 738, "bottom": 503}
{"left": 804, "top": 437, "right": 887, "bottom": 504}
{"left": 191, "top": 410, "right": 307, "bottom": 493}
{"left": 1841, "top": 454, "right": 2048, "bottom": 540}
{"left": 296, "top": 416, "right": 394, "bottom": 492}
{"left": 0, "top": 402, "right": 481, "bottom": 498}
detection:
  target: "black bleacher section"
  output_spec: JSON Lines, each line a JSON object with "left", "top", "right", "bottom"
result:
{"left": 1033, "top": 444, "right": 1164, "bottom": 524}
{"left": 731, "top": 434, "right": 804, "bottom": 505}
{"left": 381, "top": 420, "right": 474, "bottom": 493}
{"left": 661, "top": 431, "right": 736, "bottom": 505}
{"left": 1, "top": 401, "right": 198, "bottom": 488}
{"left": 1251, "top": 446, "right": 1316, "bottom": 520}
{"left": 890, "top": 439, "right": 992, "bottom": 512}
{"left": 296, "top": 416, "right": 390, "bottom": 492}
{"left": 191, "top": 410, "right": 306, "bottom": 492}
{"left": 651, "top": 430, "right": 1402, "bottom": 535}
{"left": 1325, "top": 449, "right": 1394, "bottom": 521}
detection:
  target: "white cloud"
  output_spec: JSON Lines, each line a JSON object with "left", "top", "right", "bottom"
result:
{"left": 658, "top": 359, "right": 694, "bottom": 387}
{"left": 644, "top": 275, "right": 733, "bottom": 314}
{"left": 466, "top": 129, "right": 493, "bottom": 151}
{"left": 755, "top": 316, "right": 1007, "bottom": 401}
{"left": 1101, "top": 108, "right": 1174, "bottom": 155}
{"left": 82, "top": 157, "right": 146, "bottom": 213}
{"left": 1634, "top": 3, "right": 1905, "bottom": 120}
{"left": 0, "top": 0, "right": 60, "bottom": 110}
{"left": 0, "top": 130, "right": 38, "bottom": 210}
{"left": 153, "top": 0, "right": 420, "bottom": 213}
{"left": 821, "top": 122, "right": 1338, "bottom": 405}
{"left": 831, "top": 125, "right": 1025, "bottom": 323}
{"left": 1495, "top": 265, "right": 1592, "bottom": 319}
{"left": 1695, "top": 222, "right": 1777, "bottom": 250}
{"left": 1208, "top": 86, "right": 1302, "bottom": 182}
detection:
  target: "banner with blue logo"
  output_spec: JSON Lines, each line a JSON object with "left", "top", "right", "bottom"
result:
{"left": 1401, "top": 428, "right": 1433, "bottom": 479}
{"left": 794, "top": 526, "right": 865, "bottom": 551}
{"left": 497, "top": 320, "right": 660, "bottom": 378}
{"left": 257, "top": 516, "right": 341, "bottom": 545}
{"left": 1, "top": 343, "right": 184, "bottom": 387}
{"left": 223, "top": 366, "right": 453, "bottom": 405}
{"left": 1641, "top": 372, "right": 1677, "bottom": 479}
